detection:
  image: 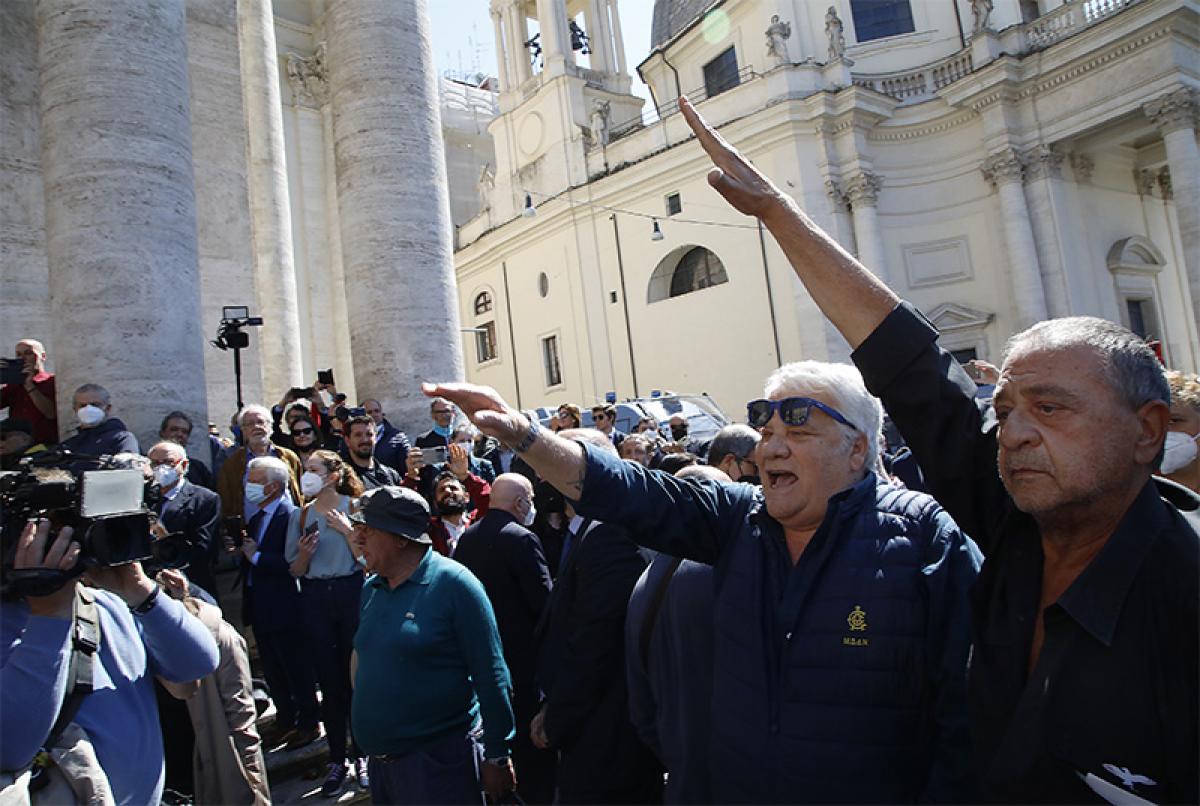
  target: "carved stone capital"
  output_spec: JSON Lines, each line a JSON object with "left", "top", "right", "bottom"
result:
{"left": 843, "top": 171, "right": 883, "bottom": 206}
{"left": 1070, "top": 152, "right": 1094, "bottom": 183}
{"left": 1158, "top": 167, "right": 1173, "bottom": 201}
{"left": 1143, "top": 88, "right": 1197, "bottom": 135}
{"left": 1022, "top": 145, "right": 1064, "bottom": 181}
{"left": 825, "top": 179, "right": 849, "bottom": 212}
{"left": 1134, "top": 168, "right": 1157, "bottom": 197}
{"left": 286, "top": 42, "right": 328, "bottom": 107}
{"left": 980, "top": 148, "right": 1024, "bottom": 189}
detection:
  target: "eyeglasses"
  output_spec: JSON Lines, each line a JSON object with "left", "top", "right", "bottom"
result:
{"left": 746, "top": 397, "right": 858, "bottom": 432}
{"left": 292, "top": 428, "right": 315, "bottom": 436}
{"left": 432, "top": 409, "right": 453, "bottom": 416}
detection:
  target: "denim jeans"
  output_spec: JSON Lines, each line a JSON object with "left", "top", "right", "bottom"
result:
{"left": 367, "top": 729, "right": 485, "bottom": 805}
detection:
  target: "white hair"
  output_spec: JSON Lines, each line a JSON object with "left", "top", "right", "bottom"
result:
{"left": 763, "top": 361, "right": 883, "bottom": 469}
{"left": 149, "top": 441, "right": 187, "bottom": 463}
{"left": 247, "top": 456, "right": 290, "bottom": 488}
{"left": 238, "top": 404, "right": 272, "bottom": 427}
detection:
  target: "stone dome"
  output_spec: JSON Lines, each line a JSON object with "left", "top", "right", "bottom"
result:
{"left": 650, "top": 0, "right": 718, "bottom": 50}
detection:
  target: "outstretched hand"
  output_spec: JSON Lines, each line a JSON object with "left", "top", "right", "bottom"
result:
{"left": 678, "top": 96, "right": 788, "bottom": 220}
{"left": 421, "top": 383, "right": 528, "bottom": 447}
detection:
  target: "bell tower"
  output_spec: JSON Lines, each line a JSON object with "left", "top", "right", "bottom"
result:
{"left": 486, "top": 0, "right": 643, "bottom": 220}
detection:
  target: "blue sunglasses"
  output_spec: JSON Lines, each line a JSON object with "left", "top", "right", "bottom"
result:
{"left": 746, "top": 397, "right": 859, "bottom": 432}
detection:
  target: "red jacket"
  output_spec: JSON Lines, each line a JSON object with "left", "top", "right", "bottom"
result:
{"left": 401, "top": 472, "right": 490, "bottom": 556}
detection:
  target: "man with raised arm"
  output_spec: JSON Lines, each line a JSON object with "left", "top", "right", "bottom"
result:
{"left": 424, "top": 357, "right": 981, "bottom": 802}
{"left": 664, "top": 96, "right": 1197, "bottom": 801}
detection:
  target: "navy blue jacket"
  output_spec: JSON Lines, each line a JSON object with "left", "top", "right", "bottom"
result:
{"left": 373, "top": 419, "right": 411, "bottom": 476}
{"left": 241, "top": 498, "right": 301, "bottom": 636}
{"left": 60, "top": 416, "right": 139, "bottom": 459}
{"left": 575, "top": 444, "right": 981, "bottom": 803}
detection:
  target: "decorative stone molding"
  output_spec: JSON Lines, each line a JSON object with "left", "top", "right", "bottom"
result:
{"left": 1157, "top": 166, "right": 1173, "bottom": 201}
{"left": 843, "top": 172, "right": 883, "bottom": 206}
{"left": 1022, "top": 145, "right": 1064, "bottom": 181}
{"left": 825, "top": 179, "right": 849, "bottom": 212}
{"left": 1069, "top": 152, "right": 1094, "bottom": 183}
{"left": 980, "top": 148, "right": 1024, "bottom": 189}
{"left": 286, "top": 42, "right": 328, "bottom": 107}
{"left": 1143, "top": 87, "right": 1197, "bottom": 135}
{"left": 1134, "top": 168, "right": 1157, "bottom": 197}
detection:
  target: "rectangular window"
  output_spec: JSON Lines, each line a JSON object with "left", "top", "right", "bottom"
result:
{"left": 474, "top": 321, "right": 497, "bottom": 363}
{"left": 542, "top": 334, "right": 562, "bottom": 387}
{"left": 1125, "top": 299, "right": 1154, "bottom": 339}
{"left": 850, "top": 0, "right": 915, "bottom": 42}
{"left": 665, "top": 193, "right": 682, "bottom": 216}
{"left": 702, "top": 47, "right": 740, "bottom": 99}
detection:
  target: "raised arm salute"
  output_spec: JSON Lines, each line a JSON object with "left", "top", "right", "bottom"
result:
{"left": 674, "top": 96, "right": 1197, "bottom": 802}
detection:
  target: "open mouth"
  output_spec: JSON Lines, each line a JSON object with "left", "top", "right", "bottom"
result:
{"left": 765, "top": 471, "right": 798, "bottom": 490}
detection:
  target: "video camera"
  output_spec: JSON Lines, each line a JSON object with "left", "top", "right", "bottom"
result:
{"left": 211, "top": 305, "right": 263, "bottom": 351}
{"left": 0, "top": 450, "right": 187, "bottom": 599}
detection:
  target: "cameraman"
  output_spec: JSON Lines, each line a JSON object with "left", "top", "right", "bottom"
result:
{"left": 1, "top": 520, "right": 219, "bottom": 805}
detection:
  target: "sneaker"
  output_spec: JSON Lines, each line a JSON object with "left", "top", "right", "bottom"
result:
{"left": 320, "top": 761, "right": 348, "bottom": 798}
{"left": 353, "top": 757, "right": 370, "bottom": 790}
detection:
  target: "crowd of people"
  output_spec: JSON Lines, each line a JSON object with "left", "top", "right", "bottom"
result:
{"left": 2, "top": 93, "right": 1198, "bottom": 806}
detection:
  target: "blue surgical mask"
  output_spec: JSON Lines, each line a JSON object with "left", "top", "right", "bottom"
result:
{"left": 433, "top": 423, "right": 453, "bottom": 438}
{"left": 245, "top": 482, "right": 269, "bottom": 505}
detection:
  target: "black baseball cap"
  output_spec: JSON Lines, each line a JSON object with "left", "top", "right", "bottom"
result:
{"left": 0, "top": 418, "right": 33, "bottom": 438}
{"left": 349, "top": 486, "right": 431, "bottom": 544}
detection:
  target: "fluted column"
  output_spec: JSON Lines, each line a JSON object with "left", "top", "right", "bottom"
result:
{"left": 1022, "top": 145, "right": 1071, "bottom": 318}
{"left": 491, "top": 9, "right": 511, "bottom": 91}
{"left": 36, "top": 0, "right": 209, "bottom": 456}
{"left": 1144, "top": 88, "right": 1200, "bottom": 325}
{"left": 844, "top": 172, "right": 890, "bottom": 286}
{"left": 982, "top": 149, "right": 1049, "bottom": 328}
{"left": 238, "top": 0, "right": 304, "bottom": 398}
{"left": 327, "top": 0, "right": 464, "bottom": 430}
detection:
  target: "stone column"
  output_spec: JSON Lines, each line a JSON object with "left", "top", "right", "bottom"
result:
{"left": 586, "top": 0, "right": 613, "bottom": 74}
{"left": 609, "top": 0, "right": 627, "bottom": 75}
{"left": 1144, "top": 88, "right": 1200, "bottom": 325}
{"left": 507, "top": 4, "right": 532, "bottom": 83}
{"left": 982, "top": 148, "right": 1049, "bottom": 328}
{"left": 326, "top": 0, "right": 464, "bottom": 431}
{"left": 536, "top": 0, "right": 572, "bottom": 75}
{"left": 824, "top": 179, "right": 859, "bottom": 257}
{"left": 844, "top": 171, "right": 891, "bottom": 286}
{"left": 36, "top": 0, "right": 209, "bottom": 456}
{"left": 1021, "top": 145, "right": 1071, "bottom": 318}
{"left": 491, "top": 9, "right": 511, "bottom": 91}
{"left": 238, "top": 0, "right": 305, "bottom": 399}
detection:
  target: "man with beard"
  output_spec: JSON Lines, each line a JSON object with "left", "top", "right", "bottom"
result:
{"left": 404, "top": 443, "right": 490, "bottom": 556}
{"left": 343, "top": 415, "right": 403, "bottom": 491}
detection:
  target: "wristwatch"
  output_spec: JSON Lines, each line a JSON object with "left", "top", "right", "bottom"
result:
{"left": 514, "top": 418, "right": 541, "bottom": 454}
{"left": 130, "top": 586, "right": 160, "bottom": 616}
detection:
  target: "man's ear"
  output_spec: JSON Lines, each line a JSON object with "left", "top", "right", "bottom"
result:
{"left": 847, "top": 431, "right": 869, "bottom": 473}
{"left": 1133, "top": 399, "right": 1171, "bottom": 467}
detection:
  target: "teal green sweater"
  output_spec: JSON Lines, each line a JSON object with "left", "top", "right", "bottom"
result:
{"left": 352, "top": 549, "right": 514, "bottom": 758}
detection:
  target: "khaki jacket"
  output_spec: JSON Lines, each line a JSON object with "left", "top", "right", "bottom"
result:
{"left": 217, "top": 445, "right": 302, "bottom": 518}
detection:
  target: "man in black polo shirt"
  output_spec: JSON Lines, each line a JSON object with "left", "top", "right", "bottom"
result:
{"left": 673, "top": 96, "right": 1198, "bottom": 802}
{"left": 344, "top": 415, "right": 403, "bottom": 491}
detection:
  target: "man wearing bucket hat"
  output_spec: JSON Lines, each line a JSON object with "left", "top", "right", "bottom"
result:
{"left": 348, "top": 485, "right": 517, "bottom": 804}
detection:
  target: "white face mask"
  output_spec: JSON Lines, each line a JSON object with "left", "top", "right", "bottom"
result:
{"left": 522, "top": 502, "right": 537, "bottom": 527}
{"left": 153, "top": 464, "right": 180, "bottom": 488}
{"left": 300, "top": 471, "right": 325, "bottom": 497}
{"left": 77, "top": 404, "right": 105, "bottom": 427}
{"left": 1160, "top": 431, "right": 1200, "bottom": 475}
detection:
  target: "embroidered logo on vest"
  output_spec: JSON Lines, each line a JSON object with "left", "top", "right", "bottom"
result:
{"left": 843, "top": 605, "right": 869, "bottom": 647}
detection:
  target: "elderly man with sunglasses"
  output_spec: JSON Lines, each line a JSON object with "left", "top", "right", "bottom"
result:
{"left": 426, "top": 363, "right": 982, "bottom": 803}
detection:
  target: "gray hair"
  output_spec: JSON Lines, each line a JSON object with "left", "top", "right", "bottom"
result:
{"left": 109, "top": 452, "right": 149, "bottom": 472}
{"left": 238, "top": 404, "right": 272, "bottom": 427}
{"left": 707, "top": 424, "right": 761, "bottom": 465}
{"left": 73, "top": 383, "right": 111, "bottom": 406}
{"left": 558, "top": 427, "right": 619, "bottom": 457}
{"left": 1004, "top": 317, "right": 1169, "bottom": 410}
{"left": 247, "top": 456, "right": 290, "bottom": 487}
{"left": 763, "top": 361, "right": 884, "bottom": 469}
{"left": 149, "top": 441, "right": 187, "bottom": 463}
{"left": 452, "top": 424, "right": 479, "bottom": 441}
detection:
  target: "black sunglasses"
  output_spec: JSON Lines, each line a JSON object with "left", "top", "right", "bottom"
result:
{"left": 292, "top": 427, "right": 315, "bottom": 436}
{"left": 746, "top": 397, "right": 858, "bottom": 432}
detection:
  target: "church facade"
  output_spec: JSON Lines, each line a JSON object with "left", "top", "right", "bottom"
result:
{"left": 456, "top": 0, "right": 1199, "bottom": 417}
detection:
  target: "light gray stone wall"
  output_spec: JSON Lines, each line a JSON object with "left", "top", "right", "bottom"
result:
{"left": 327, "top": 0, "right": 464, "bottom": 431}
{"left": 37, "top": 0, "right": 210, "bottom": 459}
{"left": 0, "top": 1, "right": 52, "bottom": 378}
{"left": 186, "top": 0, "right": 265, "bottom": 424}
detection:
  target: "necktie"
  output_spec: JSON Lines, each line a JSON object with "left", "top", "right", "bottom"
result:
{"left": 560, "top": 519, "right": 589, "bottom": 568}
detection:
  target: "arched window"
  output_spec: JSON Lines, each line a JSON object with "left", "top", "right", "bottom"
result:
{"left": 474, "top": 291, "right": 493, "bottom": 315}
{"left": 648, "top": 246, "right": 730, "bottom": 302}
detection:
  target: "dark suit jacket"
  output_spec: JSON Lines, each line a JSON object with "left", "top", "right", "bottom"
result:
{"left": 373, "top": 419, "right": 411, "bottom": 476}
{"left": 158, "top": 480, "right": 222, "bottom": 600}
{"left": 535, "top": 519, "right": 660, "bottom": 803}
{"left": 240, "top": 498, "right": 301, "bottom": 636}
{"left": 414, "top": 428, "right": 449, "bottom": 449}
{"left": 454, "top": 510, "right": 552, "bottom": 722}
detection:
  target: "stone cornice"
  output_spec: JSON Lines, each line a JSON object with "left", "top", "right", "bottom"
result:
{"left": 868, "top": 109, "right": 978, "bottom": 141}
{"left": 1143, "top": 87, "right": 1198, "bottom": 135}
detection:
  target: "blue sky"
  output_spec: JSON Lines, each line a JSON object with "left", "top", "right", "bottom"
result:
{"left": 428, "top": 0, "right": 655, "bottom": 101}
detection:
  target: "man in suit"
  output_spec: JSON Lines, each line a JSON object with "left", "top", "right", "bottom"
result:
{"left": 455, "top": 474, "right": 556, "bottom": 804}
{"left": 531, "top": 430, "right": 661, "bottom": 804}
{"left": 159, "top": 411, "right": 216, "bottom": 490}
{"left": 362, "top": 397, "right": 412, "bottom": 476}
{"left": 239, "top": 456, "right": 321, "bottom": 750}
{"left": 217, "top": 404, "right": 302, "bottom": 517}
{"left": 148, "top": 441, "right": 222, "bottom": 602}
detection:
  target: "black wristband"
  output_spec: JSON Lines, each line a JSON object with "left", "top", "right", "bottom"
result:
{"left": 513, "top": 418, "right": 541, "bottom": 454}
{"left": 130, "top": 586, "right": 159, "bottom": 616}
